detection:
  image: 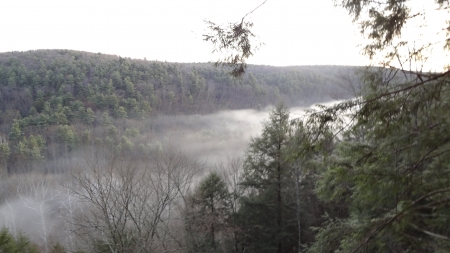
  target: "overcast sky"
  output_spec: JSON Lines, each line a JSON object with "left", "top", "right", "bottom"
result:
{"left": 0, "top": 0, "right": 372, "bottom": 66}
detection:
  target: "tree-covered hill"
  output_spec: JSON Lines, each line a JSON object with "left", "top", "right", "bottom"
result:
{"left": 0, "top": 49, "right": 359, "bottom": 174}
{"left": 0, "top": 49, "right": 356, "bottom": 118}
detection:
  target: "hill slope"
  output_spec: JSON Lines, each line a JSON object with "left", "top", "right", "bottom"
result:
{"left": 0, "top": 49, "right": 360, "bottom": 173}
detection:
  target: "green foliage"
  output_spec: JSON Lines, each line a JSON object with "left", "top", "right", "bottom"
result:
{"left": 114, "top": 106, "right": 127, "bottom": 118}
{"left": 119, "top": 136, "right": 134, "bottom": 151}
{"left": 81, "top": 108, "right": 95, "bottom": 125}
{"left": 307, "top": 70, "right": 450, "bottom": 253}
{"left": 0, "top": 50, "right": 354, "bottom": 171}
{"left": 49, "top": 243, "right": 66, "bottom": 253}
{"left": 239, "top": 104, "right": 298, "bottom": 253}
{"left": 8, "top": 121, "right": 22, "bottom": 141}
{"left": 186, "top": 172, "right": 232, "bottom": 252}
{"left": 100, "top": 111, "right": 113, "bottom": 126}
{"left": 18, "top": 135, "right": 46, "bottom": 161}
{"left": 0, "top": 50, "right": 353, "bottom": 118}
{"left": 202, "top": 0, "right": 268, "bottom": 77}
{"left": 197, "top": 172, "right": 230, "bottom": 214}
{"left": 338, "top": 0, "right": 449, "bottom": 63}
{"left": 0, "top": 143, "right": 11, "bottom": 174}
{"left": 0, "top": 228, "right": 39, "bottom": 253}
{"left": 56, "top": 125, "right": 74, "bottom": 143}
{"left": 28, "top": 107, "right": 37, "bottom": 116}
{"left": 0, "top": 143, "right": 11, "bottom": 160}
{"left": 124, "top": 127, "right": 139, "bottom": 138}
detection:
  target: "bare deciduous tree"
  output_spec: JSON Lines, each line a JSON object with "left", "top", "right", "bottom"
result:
{"left": 16, "top": 173, "right": 62, "bottom": 253}
{"left": 69, "top": 145, "right": 203, "bottom": 253}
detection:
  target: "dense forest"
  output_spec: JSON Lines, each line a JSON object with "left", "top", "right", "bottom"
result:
{"left": 0, "top": 49, "right": 365, "bottom": 252}
{"left": 0, "top": 49, "right": 356, "bottom": 174}
{"left": 2, "top": 0, "right": 449, "bottom": 251}
{"left": 0, "top": 12, "right": 449, "bottom": 253}
{"left": 0, "top": 45, "right": 448, "bottom": 253}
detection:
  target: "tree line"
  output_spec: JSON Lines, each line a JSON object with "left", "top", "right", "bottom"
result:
{"left": 0, "top": 50, "right": 356, "bottom": 174}
{"left": 184, "top": 65, "right": 450, "bottom": 252}
{"left": 1, "top": 64, "right": 448, "bottom": 252}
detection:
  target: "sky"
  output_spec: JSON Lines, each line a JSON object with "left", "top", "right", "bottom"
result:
{"left": 1, "top": 0, "right": 370, "bottom": 66}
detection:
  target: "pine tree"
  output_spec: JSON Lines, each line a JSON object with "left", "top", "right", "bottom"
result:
{"left": 308, "top": 70, "right": 450, "bottom": 252}
{"left": 0, "top": 143, "right": 11, "bottom": 176}
{"left": 0, "top": 228, "right": 39, "bottom": 253}
{"left": 239, "top": 104, "right": 298, "bottom": 253}
{"left": 8, "top": 121, "right": 23, "bottom": 141}
{"left": 186, "top": 172, "right": 231, "bottom": 252}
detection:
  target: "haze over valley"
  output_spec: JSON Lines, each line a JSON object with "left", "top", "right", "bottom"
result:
{"left": 0, "top": 0, "right": 449, "bottom": 251}
{"left": 0, "top": 50, "right": 359, "bottom": 252}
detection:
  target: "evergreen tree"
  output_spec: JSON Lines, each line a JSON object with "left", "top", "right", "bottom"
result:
{"left": 81, "top": 108, "right": 95, "bottom": 125}
{"left": 186, "top": 172, "right": 231, "bottom": 252}
{"left": 17, "top": 134, "right": 46, "bottom": 171}
{"left": 56, "top": 125, "right": 75, "bottom": 159}
{"left": 0, "top": 142, "right": 11, "bottom": 175}
{"left": 239, "top": 104, "right": 298, "bottom": 253}
{"left": 0, "top": 228, "right": 39, "bottom": 253}
{"left": 8, "top": 121, "right": 22, "bottom": 141}
{"left": 308, "top": 70, "right": 450, "bottom": 252}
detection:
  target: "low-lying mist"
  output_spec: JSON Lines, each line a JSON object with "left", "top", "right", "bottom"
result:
{"left": 0, "top": 100, "right": 339, "bottom": 251}
{"left": 146, "top": 101, "right": 337, "bottom": 165}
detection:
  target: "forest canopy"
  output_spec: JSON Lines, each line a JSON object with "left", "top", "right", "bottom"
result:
{"left": 0, "top": 0, "right": 448, "bottom": 252}
{"left": 201, "top": 0, "right": 450, "bottom": 252}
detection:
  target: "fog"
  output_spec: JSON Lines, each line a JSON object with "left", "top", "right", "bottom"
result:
{"left": 145, "top": 106, "right": 308, "bottom": 164}
{"left": 145, "top": 101, "right": 339, "bottom": 165}
{"left": 0, "top": 100, "right": 340, "bottom": 250}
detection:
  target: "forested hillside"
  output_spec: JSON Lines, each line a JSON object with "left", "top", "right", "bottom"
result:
{"left": 0, "top": 50, "right": 365, "bottom": 253}
{"left": 0, "top": 49, "right": 356, "bottom": 174}
{"left": 0, "top": 49, "right": 352, "bottom": 117}
{"left": 0, "top": 47, "right": 448, "bottom": 253}
{"left": 1, "top": 0, "right": 448, "bottom": 250}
